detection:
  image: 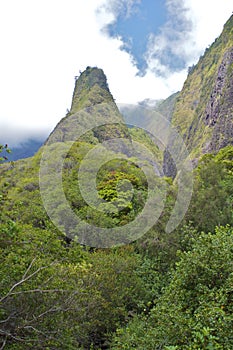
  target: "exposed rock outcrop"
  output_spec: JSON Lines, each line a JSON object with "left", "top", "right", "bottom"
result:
{"left": 163, "top": 14, "right": 233, "bottom": 177}
{"left": 203, "top": 47, "right": 233, "bottom": 152}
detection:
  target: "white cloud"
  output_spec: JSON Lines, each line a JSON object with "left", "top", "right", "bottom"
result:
{"left": 100, "top": 0, "right": 141, "bottom": 20}
{"left": 0, "top": 0, "right": 232, "bottom": 145}
{"left": 145, "top": 0, "right": 232, "bottom": 74}
{"left": 146, "top": 0, "right": 193, "bottom": 73}
{"left": 0, "top": 123, "right": 48, "bottom": 147}
{"left": 185, "top": 0, "right": 232, "bottom": 55}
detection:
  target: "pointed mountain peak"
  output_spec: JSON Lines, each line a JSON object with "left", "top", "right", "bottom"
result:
{"left": 70, "top": 67, "right": 115, "bottom": 114}
{"left": 46, "top": 67, "right": 129, "bottom": 145}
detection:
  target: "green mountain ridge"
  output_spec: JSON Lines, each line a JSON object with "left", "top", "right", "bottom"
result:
{"left": 171, "top": 14, "right": 233, "bottom": 159}
{"left": 161, "top": 14, "right": 233, "bottom": 177}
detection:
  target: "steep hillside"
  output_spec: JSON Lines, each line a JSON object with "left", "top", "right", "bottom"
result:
{"left": 155, "top": 91, "right": 179, "bottom": 122}
{"left": 171, "top": 15, "right": 233, "bottom": 160}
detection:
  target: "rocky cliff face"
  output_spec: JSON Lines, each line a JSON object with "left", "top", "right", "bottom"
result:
{"left": 203, "top": 47, "right": 233, "bottom": 153}
{"left": 173, "top": 15, "right": 232, "bottom": 155}
{"left": 163, "top": 14, "right": 233, "bottom": 177}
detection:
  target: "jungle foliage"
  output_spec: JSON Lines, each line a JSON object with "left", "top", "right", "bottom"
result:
{"left": 0, "top": 141, "right": 233, "bottom": 349}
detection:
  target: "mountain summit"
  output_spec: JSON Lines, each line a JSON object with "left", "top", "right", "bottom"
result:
{"left": 47, "top": 67, "right": 129, "bottom": 145}
{"left": 70, "top": 66, "right": 115, "bottom": 114}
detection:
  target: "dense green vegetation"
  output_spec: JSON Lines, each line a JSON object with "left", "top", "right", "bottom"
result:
{"left": 1, "top": 139, "right": 233, "bottom": 349}
{"left": 112, "top": 226, "right": 233, "bottom": 350}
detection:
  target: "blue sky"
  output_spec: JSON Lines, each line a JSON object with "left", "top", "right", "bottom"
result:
{"left": 0, "top": 0, "right": 232, "bottom": 146}
{"left": 107, "top": 0, "right": 167, "bottom": 74}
